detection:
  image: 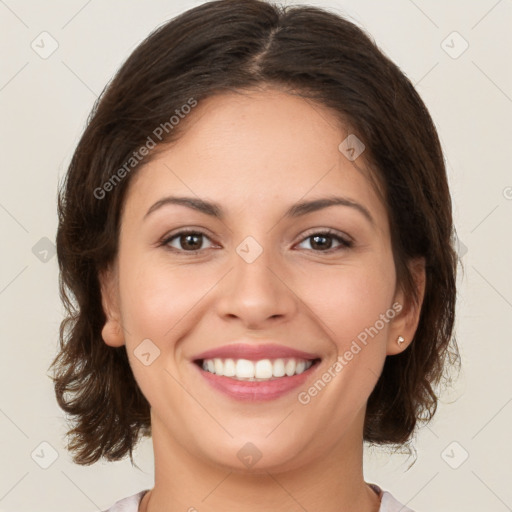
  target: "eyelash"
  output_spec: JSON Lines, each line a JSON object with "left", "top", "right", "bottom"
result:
{"left": 159, "top": 228, "right": 353, "bottom": 255}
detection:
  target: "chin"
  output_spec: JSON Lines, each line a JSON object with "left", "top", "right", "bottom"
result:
{"left": 197, "top": 435, "right": 312, "bottom": 475}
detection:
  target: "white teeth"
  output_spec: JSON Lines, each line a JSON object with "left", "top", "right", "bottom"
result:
{"left": 272, "top": 358, "right": 286, "bottom": 377}
{"left": 255, "top": 359, "right": 273, "bottom": 379}
{"left": 296, "top": 360, "right": 306, "bottom": 374}
{"left": 285, "top": 359, "right": 296, "bottom": 376}
{"left": 214, "top": 358, "right": 223, "bottom": 375}
{"left": 223, "top": 358, "right": 236, "bottom": 377}
{"left": 200, "top": 357, "right": 315, "bottom": 380}
{"left": 235, "top": 359, "right": 255, "bottom": 379}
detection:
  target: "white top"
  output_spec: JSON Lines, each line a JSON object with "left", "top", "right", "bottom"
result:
{"left": 102, "top": 484, "right": 414, "bottom": 511}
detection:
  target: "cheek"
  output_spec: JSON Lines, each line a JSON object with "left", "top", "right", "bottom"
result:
{"left": 302, "top": 257, "right": 396, "bottom": 347}
{"left": 296, "top": 264, "right": 396, "bottom": 424}
{"left": 119, "top": 247, "right": 396, "bottom": 347}
{"left": 118, "top": 260, "right": 215, "bottom": 400}
{"left": 119, "top": 255, "right": 216, "bottom": 337}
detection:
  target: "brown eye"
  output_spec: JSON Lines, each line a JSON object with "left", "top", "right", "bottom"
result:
{"left": 310, "top": 234, "right": 333, "bottom": 250}
{"left": 179, "top": 233, "right": 203, "bottom": 250}
{"left": 297, "top": 231, "right": 352, "bottom": 252}
{"left": 163, "top": 231, "right": 213, "bottom": 252}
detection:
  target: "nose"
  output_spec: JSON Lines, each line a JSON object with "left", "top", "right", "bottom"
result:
{"left": 214, "top": 242, "right": 298, "bottom": 329}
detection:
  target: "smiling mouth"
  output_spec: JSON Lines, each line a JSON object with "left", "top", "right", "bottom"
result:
{"left": 194, "top": 357, "right": 322, "bottom": 381}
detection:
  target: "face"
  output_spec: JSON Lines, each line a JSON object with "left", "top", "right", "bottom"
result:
{"left": 100, "top": 88, "right": 423, "bottom": 473}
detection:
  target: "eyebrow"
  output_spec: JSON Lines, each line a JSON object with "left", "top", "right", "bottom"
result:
{"left": 144, "top": 195, "right": 374, "bottom": 225}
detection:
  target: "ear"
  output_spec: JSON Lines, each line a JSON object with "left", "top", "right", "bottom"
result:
{"left": 387, "top": 257, "right": 426, "bottom": 355}
{"left": 98, "top": 265, "right": 125, "bottom": 347}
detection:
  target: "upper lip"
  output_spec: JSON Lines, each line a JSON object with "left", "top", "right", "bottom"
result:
{"left": 192, "top": 343, "right": 321, "bottom": 362}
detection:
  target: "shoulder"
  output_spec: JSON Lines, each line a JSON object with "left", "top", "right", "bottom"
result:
{"left": 369, "top": 483, "right": 416, "bottom": 512}
{"left": 101, "top": 490, "right": 150, "bottom": 512}
{"left": 102, "top": 486, "right": 416, "bottom": 512}
{"left": 380, "top": 490, "right": 416, "bottom": 512}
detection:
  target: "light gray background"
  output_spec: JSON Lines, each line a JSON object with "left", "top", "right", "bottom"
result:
{"left": 1, "top": 1, "right": 511, "bottom": 511}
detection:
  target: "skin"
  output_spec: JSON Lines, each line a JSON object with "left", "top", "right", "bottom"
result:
{"left": 99, "top": 87, "right": 425, "bottom": 512}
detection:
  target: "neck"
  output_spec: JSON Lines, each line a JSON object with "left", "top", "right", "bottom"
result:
{"left": 140, "top": 411, "right": 381, "bottom": 512}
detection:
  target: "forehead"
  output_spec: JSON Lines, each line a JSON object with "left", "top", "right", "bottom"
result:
{"left": 123, "top": 88, "right": 388, "bottom": 230}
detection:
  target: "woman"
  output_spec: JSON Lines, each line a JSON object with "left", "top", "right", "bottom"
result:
{"left": 50, "top": 1, "right": 459, "bottom": 510}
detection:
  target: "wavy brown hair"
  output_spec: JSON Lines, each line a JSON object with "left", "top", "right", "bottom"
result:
{"left": 49, "top": 0, "right": 460, "bottom": 465}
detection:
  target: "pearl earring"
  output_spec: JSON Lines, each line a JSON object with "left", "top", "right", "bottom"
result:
{"left": 397, "top": 335, "right": 405, "bottom": 346}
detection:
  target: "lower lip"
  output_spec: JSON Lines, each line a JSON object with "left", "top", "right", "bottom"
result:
{"left": 195, "top": 362, "right": 319, "bottom": 401}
